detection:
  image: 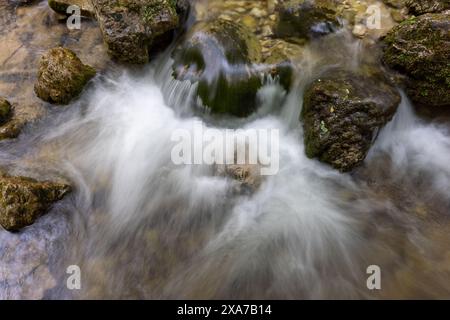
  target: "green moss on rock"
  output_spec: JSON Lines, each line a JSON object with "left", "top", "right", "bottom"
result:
{"left": 172, "top": 19, "right": 266, "bottom": 117}
{"left": 48, "top": 0, "right": 95, "bottom": 17}
{"left": 92, "top": 0, "right": 180, "bottom": 64}
{"left": 301, "top": 69, "right": 401, "bottom": 171}
{"left": 382, "top": 12, "right": 450, "bottom": 107}
{"left": 34, "top": 47, "right": 96, "bottom": 105}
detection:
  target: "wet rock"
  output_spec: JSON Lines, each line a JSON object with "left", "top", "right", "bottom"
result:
{"left": 8, "top": 0, "right": 40, "bottom": 5}
{"left": 301, "top": 70, "right": 401, "bottom": 172}
{"left": 34, "top": 47, "right": 96, "bottom": 105}
{"left": 0, "top": 173, "right": 71, "bottom": 232}
{"left": 0, "top": 98, "right": 24, "bottom": 141}
{"left": 383, "top": 0, "right": 406, "bottom": 9}
{"left": 48, "top": 0, "right": 96, "bottom": 17}
{"left": 173, "top": 19, "right": 293, "bottom": 117}
{"left": 92, "top": 0, "right": 180, "bottom": 64}
{"left": 216, "top": 163, "right": 262, "bottom": 194}
{"left": 274, "top": 0, "right": 340, "bottom": 40}
{"left": 382, "top": 13, "right": 450, "bottom": 108}
{"left": 0, "top": 119, "right": 23, "bottom": 141}
{"left": 175, "top": 0, "right": 190, "bottom": 21}
{"left": 0, "top": 97, "right": 12, "bottom": 125}
{"left": 406, "top": 0, "right": 449, "bottom": 15}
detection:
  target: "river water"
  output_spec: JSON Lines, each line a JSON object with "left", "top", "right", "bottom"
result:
{"left": 1, "top": 0, "right": 450, "bottom": 299}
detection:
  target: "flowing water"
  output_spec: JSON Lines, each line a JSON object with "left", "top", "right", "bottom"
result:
{"left": 1, "top": 0, "right": 450, "bottom": 299}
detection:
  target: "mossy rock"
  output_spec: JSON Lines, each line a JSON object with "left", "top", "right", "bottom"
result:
{"left": 406, "top": 0, "right": 449, "bottom": 15}
{"left": 301, "top": 69, "right": 401, "bottom": 172}
{"left": 172, "top": 19, "right": 293, "bottom": 117}
{"left": 92, "top": 0, "right": 180, "bottom": 64}
{"left": 34, "top": 47, "right": 96, "bottom": 105}
{"left": 0, "top": 97, "right": 12, "bottom": 125}
{"left": 382, "top": 13, "right": 450, "bottom": 108}
{"left": 274, "top": 0, "right": 340, "bottom": 40}
{"left": 0, "top": 174, "right": 71, "bottom": 232}
{"left": 383, "top": 0, "right": 407, "bottom": 9}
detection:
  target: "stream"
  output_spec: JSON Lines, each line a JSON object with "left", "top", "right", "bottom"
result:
{"left": 1, "top": 0, "right": 450, "bottom": 299}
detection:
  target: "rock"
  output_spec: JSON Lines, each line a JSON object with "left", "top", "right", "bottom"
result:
{"left": 172, "top": 19, "right": 293, "bottom": 117}
{"left": 301, "top": 70, "right": 401, "bottom": 172}
{"left": 0, "top": 98, "right": 23, "bottom": 141}
{"left": 406, "top": 0, "right": 449, "bottom": 15}
{"left": 91, "top": 0, "right": 180, "bottom": 64}
{"left": 48, "top": 0, "right": 95, "bottom": 17}
{"left": 0, "top": 120, "right": 23, "bottom": 141}
{"left": 352, "top": 24, "right": 367, "bottom": 38}
{"left": 0, "top": 97, "right": 12, "bottom": 125}
{"left": 383, "top": 0, "right": 407, "bottom": 9}
{"left": 382, "top": 13, "right": 450, "bottom": 108}
{"left": 274, "top": 0, "right": 340, "bottom": 40}
{"left": 0, "top": 174, "right": 71, "bottom": 231}
{"left": 175, "top": 0, "right": 190, "bottom": 21}
{"left": 8, "top": 0, "right": 40, "bottom": 5}
{"left": 34, "top": 47, "right": 96, "bottom": 105}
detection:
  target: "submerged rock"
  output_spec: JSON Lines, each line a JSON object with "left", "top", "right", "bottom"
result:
{"left": 301, "top": 70, "right": 401, "bottom": 172}
{"left": 383, "top": 0, "right": 407, "bottom": 9}
{"left": 406, "top": 0, "right": 449, "bottom": 15}
{"left": 216, "top": 163, "right": 262, "bottom": 194}
{"left": 0, "top": 97, "right": 12, "bottom": 125}
{"left": 172, "top": 19, "right": 293, "bottom": 117}
{"left": 382, "top": 13, "right": 450, "bottom": 108}
{"left": 92, "top": 0, "right": 180, "bottom": 64}
{"left": 0, "top": 174, "right": 71, "bottom": 232}
{"left": 34, "top": 47, "right": 96, "bottom": 105}
{"left": 274, "top": 0, "right": 340, "bottom": 39}
{"left": 0, "top": 98, "right": 23, "bottom": 141}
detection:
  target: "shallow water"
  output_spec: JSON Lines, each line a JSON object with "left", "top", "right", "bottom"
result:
{"left": 1, "top": 0, "right": 450, "bottom": 299}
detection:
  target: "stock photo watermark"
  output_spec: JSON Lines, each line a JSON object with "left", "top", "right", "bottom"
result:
{"left": 366, "top": 265, "right": 381, "bottom": 290}
{"left": 66, "top": 5, "right": 81, "bottom": 30}
{"left": 66, "top": 265, "right": 81, "bottom": 290}
{"left": 170, "top": 121, "right": 280, "bottom": 176}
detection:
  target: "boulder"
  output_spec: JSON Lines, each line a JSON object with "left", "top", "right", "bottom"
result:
{"left": 172, "top": 19, "right": 293, "bottom": 117}
{"left": 406, "top": 0, "right": 449, "bottom": 15}
{"left": 0, "top": 174, "right": 71, "bottom": 231}
{"left": 301, "top": 70, "right": 401, "bottom": 171}
{"left": 274, "top": 0, "right": 340, "bottom": 39}
{"left": 91, "top": 0, "right": 180, "bottom": 64}
{"left": 34, "top": 47, "right": 96, "bottom": 105}
{"left": 382, "top": 13, "right": 450, "bottom": 108}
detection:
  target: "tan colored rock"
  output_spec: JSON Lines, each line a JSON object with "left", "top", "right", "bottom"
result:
{"left": 0, "top": 173, "right": 71, "bottom": 231}
{"left": 48, "top": 0, "right": 95, "bottom": 17}
{"left": 34, "top": 47, "right": 96, "bottom": 105}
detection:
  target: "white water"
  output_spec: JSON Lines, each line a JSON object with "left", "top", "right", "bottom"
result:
{"left": 2, "top": 31, "right": 450, "bottom": 299}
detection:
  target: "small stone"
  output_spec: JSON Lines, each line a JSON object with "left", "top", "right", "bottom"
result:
{"left": 352, "top": 24, "right": 367, "bottom": 37}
